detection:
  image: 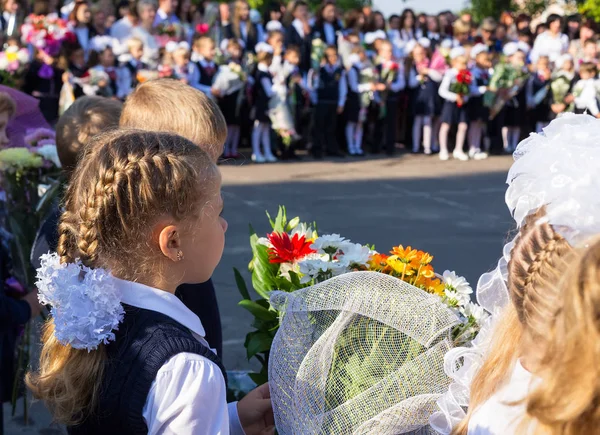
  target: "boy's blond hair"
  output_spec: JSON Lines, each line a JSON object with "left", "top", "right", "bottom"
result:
{"left": 127, "top": 36, "right": 144, "bottom": 52}
{"left": 55, "top": 96, "right": 123, "bottom": 173}
{"left": 193, "top": 35, "right": 214, "bottom": 51}
{"left": 120, "top": 79, "right": 227, "bottom": 160}
{"left": 0, "top": 92, "right": 16, "bottom": 118}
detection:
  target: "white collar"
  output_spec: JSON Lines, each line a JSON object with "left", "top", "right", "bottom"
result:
{"left": 258, "top": 62, "right": 270, "bottom": 72}
{"left": 115, "top": 278, "right": 206, "bottom": 338}
{"left": 198, "top": 56, "right": 214, "bottom": 67}
{"left": 157, "top": 8, "right": 168, "bottom": 20}
{"left": 292, "top": 18, "right": 304, "bottom": 38}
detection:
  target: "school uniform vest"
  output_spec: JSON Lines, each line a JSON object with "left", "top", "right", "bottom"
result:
{"left": 317, "top": 66, "right": 343, "bottom": 104}
{"left": 67, "top": 306, "right": 226, "bottom": 435}
{"left": 196, "top": 62, "right": 216, "bottom": 86}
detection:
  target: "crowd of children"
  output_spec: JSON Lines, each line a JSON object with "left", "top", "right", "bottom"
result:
{"left": 2, "top": 1, "right": 600, "bottom": 162}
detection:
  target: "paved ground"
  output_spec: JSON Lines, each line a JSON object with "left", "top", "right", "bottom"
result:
{"left": 4, "top": 153, "right": 515, "bottom": 434}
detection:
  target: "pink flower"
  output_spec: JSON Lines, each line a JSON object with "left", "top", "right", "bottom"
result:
{"left": 196, "top": 23, "right": 210, "bottom": 35}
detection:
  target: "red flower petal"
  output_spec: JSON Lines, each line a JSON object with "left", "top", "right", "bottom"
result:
{"left": 266, "top": 232, "right": 316, "bottom": 264}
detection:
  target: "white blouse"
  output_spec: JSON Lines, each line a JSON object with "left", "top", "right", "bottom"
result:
{"left": 115, "top": 278, "right": 245, "bottom": 435}
{"left": 531, "top": 31, "right": 569, "bottom": 63}
{"left": 468, "top": 359, "right": 538, "bottom": 434}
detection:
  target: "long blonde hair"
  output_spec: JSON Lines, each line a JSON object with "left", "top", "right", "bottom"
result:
{"left": 26, "top": 129, "right": 217, "bottom": 425}
{"left": 453, "top": 210, "right": 573, "bottom": 434}
{"left": 525, "top": 236, "right": 600, "bottom": 434}
{"left": 232, "top": 0, "right": 256, "bottom": 41}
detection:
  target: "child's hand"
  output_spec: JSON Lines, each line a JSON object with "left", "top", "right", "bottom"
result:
{"left": 456, "top": 95, "right": 464, "bottom": 106}
{"left": 596, "top": 113, "right": 600, "bottom": 119}
{"left": 98, "top": 79, "right": 108, "bottom": 88}
{"left": 62, "top": 72, "right": 70, "bottom": 83}
{"left": 551, "top": 103, "right": 566, "bottom": 114}
{"left": 211, "top": 88, "right": 221, "bottom": 97}
{"left": 337, "top": 106, "right": 344, "bottom": 114}
{"left": 375, "top": 83, "right": 386, "bottom": 91}
{"left": 564, "top": 94, "right": 575, "bottom": 104}
{"left": 237, "top": 383, "right": 274, "bottom": 435}
{"left": 23, "top": 290, "right": 41, "bottom": 318}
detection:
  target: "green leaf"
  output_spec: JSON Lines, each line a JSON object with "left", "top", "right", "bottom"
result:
{"left": 288, "top": 271, "right": 302, "bottom": 289}
{"left": 248, "top": 371, "right": 269, "bottom": 386}
{"left": 245, "top": 331, "right": 273, "bottom": 360}
{"left": 238, "top": 299, "right": 277, "bottom": 321}
{"left": 273, "top": 206, "right": 287, "bottom": 233}
{"left": 233, "top": 267, "right": 251, "bottom": 300}
{"left": 265, "top": 209, "right": 275, "bottom": 229}
{"left": 7, "top": 215, "right": 35, "bottom": 289}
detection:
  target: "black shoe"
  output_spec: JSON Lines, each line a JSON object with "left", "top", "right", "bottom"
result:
{"left": 326, "top": 150, "right": 346, "bottom": 158}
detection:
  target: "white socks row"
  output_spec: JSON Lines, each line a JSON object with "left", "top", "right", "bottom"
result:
{"left": 251, "top": 121, "right": 276, "bottom": 162}
{"left": 412, "top": 116, "right": 432, "bottom": 153}
{"left": 501, "top": 127, "right": 520, "bottom": 152}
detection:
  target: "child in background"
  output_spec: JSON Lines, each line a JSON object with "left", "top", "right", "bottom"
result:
{"left": 550, "top": 54, "right": 576, "bottom": 118}
{"left": 190, "top": 36, "right": 219, "bottom": 98}
{"left": 526, "top": 55, "right": 553, "bottom": 132}
{"left": 580, "top": 38, "right": 598, "bottom": 66}
{"left": 375, "top": 40, "right": 405, "bottom": 156}
{"left": 251, "top": 48, "right": 277, "bottom": 163}
{"left": 23, "top": 47, "right": 65, "bottom": 124}
{"left": 118, "top": 37, "right": 148, "bottom": 98}
{"left": 26, "top": 130, "right": 273, "bottom": 434}
{"left": 171, "top": 46, "right": 193, "bottom": 83}
{"left": 309, "top": 45, "right": 347, "bottom": 158}
{"left": 86, "top": 37, "right": 124, "bottom": 99}
{"left": 345, "top": 47, "right": 384, "bottom": 156}
{"left": 213, "top": 39, "right": 246, "bottom": 159}
{"left": 409, "top": 38, "right": 442, "bottom": 155}
{"left": 438, "top": 47, "right": 470, "bottom": 161}
{"left": 267, "top": 30, "right": 285, "bottom": 76}
{"left": 281, "top": 46, "right": 308, "bottom": 156}
{"left": 467, "top": 44, "right": 491, "bottom": 159}
{"left": 572, "top": 62, "right": 600, "bottom": 116}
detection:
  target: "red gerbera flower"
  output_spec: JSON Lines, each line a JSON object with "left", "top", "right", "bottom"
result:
{"left": 267, "top": 232, "right": 316, "bottom": 264}
{"left": 456, "top": 69, "right": 472, "bottom": 85}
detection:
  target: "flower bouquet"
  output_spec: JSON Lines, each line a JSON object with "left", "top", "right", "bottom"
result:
{"left": 235, "top": 207, "right": 486, "bottom": 387}
{"left": 21, "top": 13, "right": 75, "bottom": 57}
{"left": 310, "top": 37, "right": 325, "bottom": 71}
{"left": 0, "top": 47, "right": 30, "bottom": 78}
{"left": 484, "top": 62, "right": 529, "bottom": 119}
{"left": 76, "top": 68, "right": 112, "bottom": 98}
{"left": 0, "top": 128, "right": 62, "bottom": 420}
{"left": 358, "top": 64, "right": 378, "bottom": 122}
{"left": 155, "top": 22, "right": 183, "bottom": 48}
{"left": 450, "top": 69, "right": 472, "bottom": 107}
{"left": 550, "top": 72, "right": 575, "bottom": 112}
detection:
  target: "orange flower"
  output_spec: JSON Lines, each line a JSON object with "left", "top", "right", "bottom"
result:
{"left": 368, "top": 253, "right": 390, "bottom": 272}
{"left": 417, "top": 252, "right": 434, "bottom": 265}
{"left": 390, "top": 245, "right": 419, "bottom": 262}
{"left": 419, "top": 264, "right": 435, "bottom": 279}
{"left": 422, "top": 278, "right": 445, "bottom": 296}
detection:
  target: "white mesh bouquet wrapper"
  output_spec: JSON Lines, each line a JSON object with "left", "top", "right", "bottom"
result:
{"left": 269, "top": 271, "right": 461, "bottom": 434}
{"left": 431, "top": 113, "right": 600, "bottom": 433}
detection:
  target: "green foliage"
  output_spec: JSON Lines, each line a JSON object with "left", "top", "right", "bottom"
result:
{"left": 468, "top": 0, "right": 511, "bottom": 21}
{"left": 579, "top": 0, "right": 600, "bottom": 23}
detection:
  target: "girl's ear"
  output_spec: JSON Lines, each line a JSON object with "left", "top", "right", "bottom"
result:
{"left": 158, "top": 224, "right": 182, "bottom": 262}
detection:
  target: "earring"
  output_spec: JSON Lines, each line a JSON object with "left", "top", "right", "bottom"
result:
{"left": 176, "top": 250, "right": 184, "bottom": 261}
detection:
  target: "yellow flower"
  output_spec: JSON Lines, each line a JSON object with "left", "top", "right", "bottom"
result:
{"left": 417, "top": 252, "right": 433, "bottom": 265}
{"left": 6, "top": 51, "right": 17, "bottom": 62}
{"left": 368, "top": 253, "right": 390, "bottom": 273}
{"left": 422, "top": 278, "right": 445, "bottom": 296}
{"left": 0, "top": 148, "right": 43, "bottom": 171}
{"left": 387, "top": 255, "right": 416, "bottom": 277}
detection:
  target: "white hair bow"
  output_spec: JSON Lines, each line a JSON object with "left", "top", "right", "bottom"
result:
{"left": 266, "top": 20, "right": 283, "bottom": 33}
{"left": 255, "top": 42, "right": 274, "bottom": 54}
{"left": 36, "top": 253, "right": 124, "bottom": 351}
{"left": 165, "top": 41, "right": 190, "bottom": 53}
{"left": 90, "top": 35, "right": 118, "bottom": 52}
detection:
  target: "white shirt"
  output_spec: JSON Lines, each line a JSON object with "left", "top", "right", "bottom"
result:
{"left": 154, "top": 8, "right": 180, "bottom": 27}
{"left": 347, "top": 64, "right": 372, "bottom": 93}
{"left": 2, "top": 11, "right": 17, "bottom": 36}
{"left": 531, "top": 31, "right": 569, "bottom": 63}
{"left": 573, "top": 78, "right": 600, "bottom": 115}
{"left": 468, "top": 360, "right": 538, "bottom": 434}
{"left": 110, "top": 17, "right": 135, "bottom": 43}
{"left": 292, "top": 18, "right": 305, "bottom": 39}
{"left": 114, "top": 278, "right": 245, "bottom": 435}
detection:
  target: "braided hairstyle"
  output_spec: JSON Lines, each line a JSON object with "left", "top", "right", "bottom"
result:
{"left": 27, "top": 129, "right": 218, "bottom": 426}
{"left": 453, "top": 209, "right": 574, "bottom": 435}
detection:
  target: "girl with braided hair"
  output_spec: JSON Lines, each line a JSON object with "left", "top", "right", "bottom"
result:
{"left": 26, "top": 129, "right": 273, "bottom": 434}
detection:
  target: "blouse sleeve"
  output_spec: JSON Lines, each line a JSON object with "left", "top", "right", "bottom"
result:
{"left": 438, "top": 71, "right": 457, "bottom": 102}
{"left": 143, "top": 353, "right": 244, "bottom": 435}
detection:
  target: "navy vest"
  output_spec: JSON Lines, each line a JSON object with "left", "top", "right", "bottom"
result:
{"left": 196, "top": 62, "right": 216, "bottom": 86}
{"left": 67, "top": 306, "right": 226, "bottom": 435}
{"left": 317, "top": 66, "right": 343, "bottom": 103}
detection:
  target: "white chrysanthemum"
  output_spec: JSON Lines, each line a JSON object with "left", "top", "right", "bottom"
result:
{"left": 311, "top": 234, "right": 348, "bottom": 253}
{"left": 337, "top": 242, "right": 372, "bottom": 268}
{"left": 36, "top": 253, "right": 124, "bottom": 351}
{"left": 0, "top": 57, "right": 8, "bottom": 70}
{"left": 291, "top": 223, "right": 315, "bottom": 240}
{"left": 442, "top": 271, "right": 472, "bottom": 306}
{"left": 298, "top": 257, "right": 347, "bottom": 283}
{"left": 461, "top": 302, "right": 488, "bottom": 324}
{"left": 35, "top": 144, "right": 62, "bottom": 168}
{"left": 17, "top": 49, "right": 30, "bottom": 63}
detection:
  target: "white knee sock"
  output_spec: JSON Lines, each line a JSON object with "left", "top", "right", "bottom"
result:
{"left": 230, "top": 126, "right": 240, "bottom": 155}
{"left": 455, "top": 123, "right": 468, "bottom": 154}
{"left": 468, "top": 122, "right": 482, "bottom": 152}
{"left": 346, "top": 122, "right": 356, "bottom": 154}
{"left": 439, "top": 123, "right": 450, "bottom": 154}
{"left": 412, "top": 116, "right": 423, "bottom": 152}
{"left": 261, "top": 123, "right": 274, "bottom": 158}
{"left": 422, "top": 116, "right": 432, "bottom": 153}
{"left": 502, "top": 126, "right": 510, "bottom": 150}
{"left": 252, "top": 121, "right": 263, "bottom": 158}
{"left": 355, "top": 123, "right": 364, "bottom": 153}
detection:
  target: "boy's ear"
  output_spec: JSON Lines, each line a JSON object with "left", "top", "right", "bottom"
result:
{"left": 157, "top": 224, "right": 182, "bottom": 262}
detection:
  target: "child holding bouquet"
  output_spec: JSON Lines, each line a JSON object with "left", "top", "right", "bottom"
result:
{"left": 85, "top": 36, "right": 124, "bottom": 99}
{"left": 251, "top": 48, "right": 277, "bottom": 163}
{"left": 572, "top": 62, "right": 600, "bottom": 116}
{"left": 213, "top": 40, "right": 246, "bottom": 159}
{"left": 526, "top": 56, "right": 553, "bottom": 132}
{"left": 438, "top": 47, "right": 471, "bottom": 161}
{"left": 467, "top": 44, "right": 492, "bottom": 160}
{"left": 549, "top": 55, "right": 576, "bottom": 118}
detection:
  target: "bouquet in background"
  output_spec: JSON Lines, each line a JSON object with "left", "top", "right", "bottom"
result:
{"left": 485, "top": 62, "right": 529, "bottom": 119}
{"left": 21, "top": 13, "right": 75, "bottom": 57}
{"left": 310, "top": 37, "right": 325, "bottom": 71}
{"left": 77, "top": 68, "right": 112, "bottom": 98}
{"left": 450, "top": 69, "right": 472, "bottom": 107}
{"left": 136, "top": 69, "right": 160, "bottom": 84}
{"left": 378, "top": 61, "right": 400, "bottom": 117}
{"left": 359, "top": 64, "right": 378, "bottom": 122}
{"left": 0, "top": 47, "right": 30, "bottom": 76}
{"left": 0, "top": 128, "right": 62, "bottom": 420}
{"left": 155, "top": 22, "right": 183, "bottom": 47}
{"left": 235, "top": 207, "right": 486, "bottom": 385}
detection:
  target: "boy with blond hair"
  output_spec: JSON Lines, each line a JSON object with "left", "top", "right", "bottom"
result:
{"left": 120, "top": 78, "right": 227, "bottom": 356}
{"left": 119, "top": 37, "right": 148, "bottom": 98}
